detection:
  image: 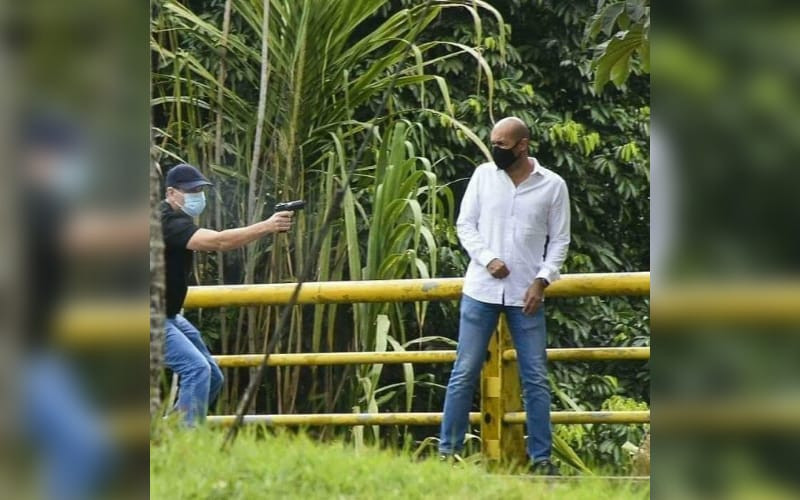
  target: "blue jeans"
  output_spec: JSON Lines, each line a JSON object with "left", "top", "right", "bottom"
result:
{"left": 439, "top": 294, "right": 551, "bottom": 462}
{"left": 24, "top": 354, "right": 114, "bottom": 500}
{"left": 164, "top": 315, "right": 224, "bottom": 425}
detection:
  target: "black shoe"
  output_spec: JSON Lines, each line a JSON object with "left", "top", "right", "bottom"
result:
{"left": 530, "top": 459, "right": 560, "bottom": 476}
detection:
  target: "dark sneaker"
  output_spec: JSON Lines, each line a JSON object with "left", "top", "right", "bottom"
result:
{"left": 530, "top": 459, "right": 560, "bottom": 476}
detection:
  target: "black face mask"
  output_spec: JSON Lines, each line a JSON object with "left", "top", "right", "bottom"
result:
{"left": 491, "top": 140, "right": 521, "bottom": 170}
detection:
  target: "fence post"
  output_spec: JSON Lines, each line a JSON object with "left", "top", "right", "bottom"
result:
{"left": 481, "top": 316, "right": 501, "bottom": 464}
{"left": 481, "top": 314, "right": 527, "bottom": 468}
{"left": 499, "top": 315, "right": 527, "bottom": 466}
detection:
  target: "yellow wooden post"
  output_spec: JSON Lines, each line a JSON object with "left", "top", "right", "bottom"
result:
{"left": 481, "top": 315, "right": 501, "bottom": 464}
{"left": 481, "top": 314, "right": 527, "bottom": 468}
{"left": 499, "top": 315, "right": 527, "bottom": 467}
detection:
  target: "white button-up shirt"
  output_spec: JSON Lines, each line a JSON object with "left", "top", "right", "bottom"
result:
{"left": 458, "top": 157, "right": 571, "bottom": 306}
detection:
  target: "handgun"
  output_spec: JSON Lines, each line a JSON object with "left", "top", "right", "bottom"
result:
{"left": 274, "top": 200, "right": 306, "bottom": 212}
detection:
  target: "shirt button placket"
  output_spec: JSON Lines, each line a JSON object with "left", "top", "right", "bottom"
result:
{"left": 504, "top": 190, "right": 517, "bottom": 303}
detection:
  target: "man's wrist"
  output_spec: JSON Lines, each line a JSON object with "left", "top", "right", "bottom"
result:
{"left": 479, "top": 250, "right": 498, "bottom": 268}
{"left": 535, "top": 277, "right": 550, "bottom": 287}
{"left": 256, "top": 220, "right": 273, "bottom": 235}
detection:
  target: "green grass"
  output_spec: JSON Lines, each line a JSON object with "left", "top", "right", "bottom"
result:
{"left": 150, "top": 426, "right": 649, "bottom": 499}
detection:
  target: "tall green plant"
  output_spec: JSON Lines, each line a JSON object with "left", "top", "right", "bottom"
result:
{"left": 152, "top": 0, "right": 503, "bottom": 414}
{"left": 327, "top": 121, "right": 455, "bottom": 434}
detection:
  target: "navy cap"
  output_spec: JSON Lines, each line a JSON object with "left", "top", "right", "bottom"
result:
{"left": 22, "top": 113, "right": 82, "bottom": 152}
{"left": 166, "top": 163, "right": 212, "bottom": 190}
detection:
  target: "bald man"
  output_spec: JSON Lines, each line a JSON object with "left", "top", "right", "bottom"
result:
{"left": 439, "top": 117, "right": 571, "bottom": 475}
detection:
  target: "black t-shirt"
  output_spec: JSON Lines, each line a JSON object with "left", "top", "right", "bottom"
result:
{"left": 24, "top": 186, "right": 66, "bottom": 349}
{"left": 160, "top": 200, "right": 199, "bottom": 317}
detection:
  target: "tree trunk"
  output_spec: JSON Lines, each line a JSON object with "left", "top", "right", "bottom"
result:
{"left": 213, "top": 0, "right": 233, "bottom": 413}
{"left": 242, "top": 0, "right": 271, "bottom": 414}
{"left": 150, "top": 160, "right": 165, "bottom": 418}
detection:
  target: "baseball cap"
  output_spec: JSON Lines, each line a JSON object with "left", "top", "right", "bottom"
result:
{"left": 21, "top": 113, "right": 82, "bottom": 152}
{"left": 165, "top": 163, "right": 213, "bottom": 190}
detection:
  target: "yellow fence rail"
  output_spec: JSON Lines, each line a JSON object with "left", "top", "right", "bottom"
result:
{"left": 183, "top": 272, "right": 650, "bottom": 308}
{"left": 206, "top": 411, "right": 650, "bottom": 427}
{"left": 182, "top": 272, "right": 651, "bottom": 465}
{"left": 213, "top": 347, "right": 649, "bottom": 367}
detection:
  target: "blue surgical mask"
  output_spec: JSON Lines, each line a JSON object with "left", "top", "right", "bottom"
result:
{"left": 54, "top": 155, "right": 90, "bottom": 199}
{"left": 180, "top": 191, "right": 206, "bottom": 217}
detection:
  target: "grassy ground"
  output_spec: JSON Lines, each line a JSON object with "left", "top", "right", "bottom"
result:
{"left": 150, "top": 426, "right": 649, "bottom": 499}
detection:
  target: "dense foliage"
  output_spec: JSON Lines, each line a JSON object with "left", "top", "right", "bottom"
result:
{"left": 151, "top": 0, "right": 649, "bottom": 473}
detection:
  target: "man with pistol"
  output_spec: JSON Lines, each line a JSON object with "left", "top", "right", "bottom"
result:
{"left": 160, "top": 163, "right": 298, "bottom": 425}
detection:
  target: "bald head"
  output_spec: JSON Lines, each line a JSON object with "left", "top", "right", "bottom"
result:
{"left": 492, "top": 117, "right": 530, "bottom": 142}
{"left": 489, "top": 117, "right": 531, "bottom": 171}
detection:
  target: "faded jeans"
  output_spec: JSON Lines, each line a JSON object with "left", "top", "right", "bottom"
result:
{"left": 439, "top": 294, "right": 551, "bottom": 462}
{"left": 164, "top": 315, "right": 224, "bottom": 425}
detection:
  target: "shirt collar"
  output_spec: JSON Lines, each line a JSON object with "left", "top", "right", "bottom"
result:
{"left": 530, "top": 157, "right": 545, "bottom": 177}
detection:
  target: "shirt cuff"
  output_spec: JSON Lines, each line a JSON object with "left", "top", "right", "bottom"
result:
{"left": 477, "top": 249, "right": 498, "bottom": 268}
{"left": 535, "top": 265, "right": 560, "bottom": 285}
